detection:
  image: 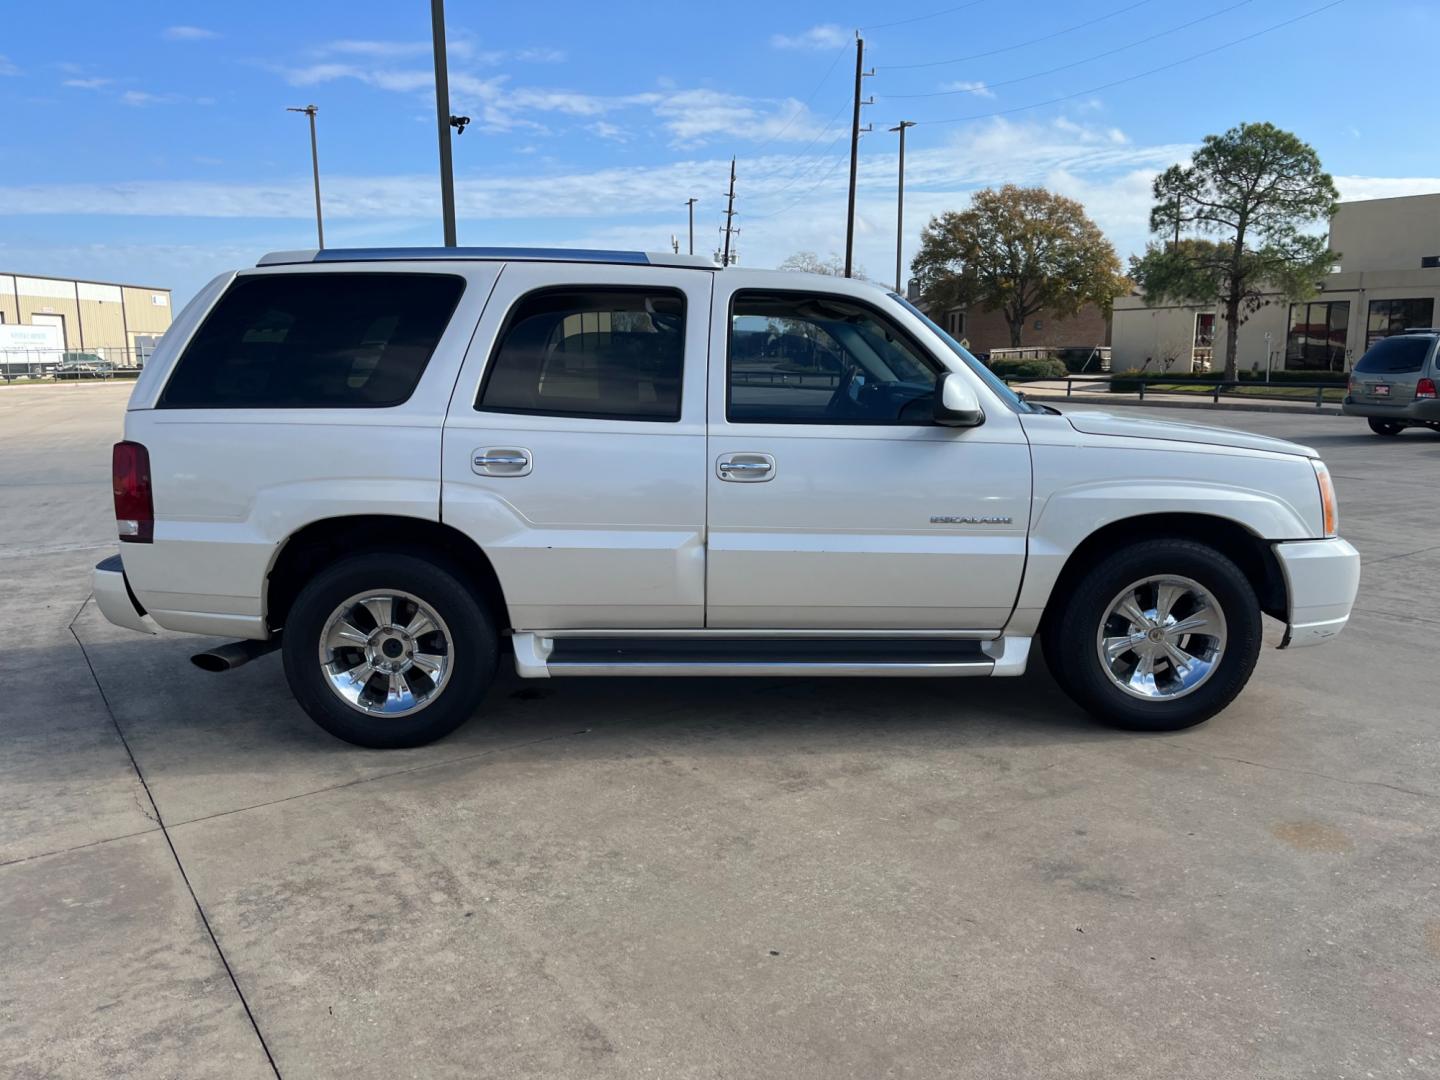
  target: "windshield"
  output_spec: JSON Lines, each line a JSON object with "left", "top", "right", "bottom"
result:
{"left": 1354, "top": 335, "right": 1434, "bottom": 374}
{"left": 889, "top": 293, "right": 1032, "bottom": 412}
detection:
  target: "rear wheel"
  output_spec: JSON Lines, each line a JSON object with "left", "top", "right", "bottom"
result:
{"left": 1368, "top": 417, "right": 1405, "bottom": 436}
{"left": 281, "top": 552, "right": 498, "bottom": 748}
{"left": 1042, "top": 539, "right": 1262, "bottom": 732}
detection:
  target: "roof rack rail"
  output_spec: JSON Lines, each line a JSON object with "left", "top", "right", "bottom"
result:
{"left": 256, "top": 246, "right": 718, "bottom": 270}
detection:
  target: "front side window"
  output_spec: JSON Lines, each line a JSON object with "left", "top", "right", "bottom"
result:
{"left": 161, "top": 273, "right": 464, "bottom": 408}
{"left": 1285, "top": 300, "right": 1350, "bottom": 372}
{"left": 1366, "top": 298, "right": 1435, "bottom": 348}
{"left": 728, "top": 292, "right": 941, "bottom": 424}
{"left": 477, "top": 288, "right": 684, "bottom": 421}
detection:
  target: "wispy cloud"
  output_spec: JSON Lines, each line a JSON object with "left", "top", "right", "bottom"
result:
{"left": 942, "top": 80, "right": 994, "bottom": 99}
{"left": 163, "top": 26, "right": 219, "bottom": 41}
{"left": 770, "top": 24, "right": 849, "bottom": 50}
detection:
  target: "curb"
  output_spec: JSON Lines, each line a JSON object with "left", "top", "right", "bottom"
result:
{"left": 1025, "top": 392, "right": 1343, "bottom": 417}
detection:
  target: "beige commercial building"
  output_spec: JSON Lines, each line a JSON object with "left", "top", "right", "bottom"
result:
{"left": 1112, "top": 192, "right": 1440, "bottom": 374}
{"left": 0, "top": 272, "right": 173, "bottom": 366}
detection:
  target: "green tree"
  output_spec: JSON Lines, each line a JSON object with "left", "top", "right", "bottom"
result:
{"left": 1131, "top": 121, "right": 1339, "bottom": 379}
{"left": 911, "top": 185, "right": 1126, "bottom": 347}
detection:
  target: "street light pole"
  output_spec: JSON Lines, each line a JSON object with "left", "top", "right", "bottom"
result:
{"left": 889, "top": 120, "right": 916, "bottom": 293}
{"left": 286, "top": 105, "right": 324, "bottom": 249}
{"left": 430, "top": 0, "right": 458, "bottom": 246}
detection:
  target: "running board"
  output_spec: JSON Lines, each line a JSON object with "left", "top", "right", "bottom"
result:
{"left": 511, "top": 631, "right": 1031, "bottom": 679}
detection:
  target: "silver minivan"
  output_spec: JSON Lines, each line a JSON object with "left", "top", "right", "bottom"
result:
{"left": 1344, "top": 330, "right": 1440, "bottom": 435}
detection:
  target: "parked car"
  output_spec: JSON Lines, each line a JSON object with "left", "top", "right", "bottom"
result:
{"left": 1343, "top": 329, "right": 1440, "bottom": 435}
{"left": 54, "top": 355, "right": 115, "bottom": 379}
{"left": 93, "top": 247, "right": 1360, "bottom": 748}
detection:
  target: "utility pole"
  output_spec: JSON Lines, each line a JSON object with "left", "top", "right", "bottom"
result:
{"left": 889, "top": 120, "right": 916, "bottom": 293}
{"left": 720, "top": 158, "right": 739, "bottom": 265}
{"left": 685, "top": 197, "right": 698, "bottom": 255}
{"left": 844, "top": 32, "right": 874, "bottom": 279}
{"left": 431, "top": 0, "right": 457, "bottom": 246}
{"left": 286, "top": 105, "right": 324, "bottom": 249}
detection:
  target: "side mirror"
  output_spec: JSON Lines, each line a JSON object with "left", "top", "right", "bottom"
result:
{"left": 934, "top": 372, "right": 985, "bottom": 427}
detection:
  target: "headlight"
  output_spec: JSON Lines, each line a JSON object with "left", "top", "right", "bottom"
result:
{"left": 1311, "top": 459, "right": 1338, "bottom": 538}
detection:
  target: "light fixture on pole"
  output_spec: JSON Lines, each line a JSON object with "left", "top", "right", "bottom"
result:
{"left": 889, "top": 120, "right": 916, "bottom": 293}
{"left": 430, "top": 0, "right": 459, "bottom": 246}
{"left": 285, "top": 104, "right": 324, "bottom": 249}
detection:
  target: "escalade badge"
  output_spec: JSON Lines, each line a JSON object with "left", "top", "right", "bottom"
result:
{"left": 931, "top": 515, "right": 1013, "bottom": 525}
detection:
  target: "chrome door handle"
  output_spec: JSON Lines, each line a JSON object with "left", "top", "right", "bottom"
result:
{"left": 472, "top": 447, "right": 532, "bottom": 476}
{"left": 716, "top": 453, "right": 776, "bottom": 482}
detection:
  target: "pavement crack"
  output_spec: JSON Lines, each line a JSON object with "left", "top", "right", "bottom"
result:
{"left": 69, "top": 624, "right": 284, "bottom": 1080}
{"left": 1188, "top": 749, "right": 1438, "bottom": 803}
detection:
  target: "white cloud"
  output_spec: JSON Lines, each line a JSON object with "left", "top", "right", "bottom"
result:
{"left": 0, "top": 54, "right": 20, "bottom": 77}
{"left": 770, "top": 24, "right": 849, "bottom": 51}
{"left": 163, "top": 26, "right": 219, "bottom": 41}
{"left": 942, "top": 80, "right": 995, "bottom": 99}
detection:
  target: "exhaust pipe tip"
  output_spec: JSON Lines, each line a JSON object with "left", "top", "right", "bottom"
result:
{"left": 191, "top": 637, "right": 281, "bottom": 673}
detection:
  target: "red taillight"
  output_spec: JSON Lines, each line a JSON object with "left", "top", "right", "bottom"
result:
{"left": 1417, "top": 377, "right": 1438, "bottom": 400}
{"left": 112, "top": 441, "right": 153, "bottom": 543}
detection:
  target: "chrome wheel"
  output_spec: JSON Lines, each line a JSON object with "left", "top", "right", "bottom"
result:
{"left": 1095, "top": 574, "right": 1227, "bottom": 701}
{"left": 319, "top": 590, "right": 453, "bottom": 717}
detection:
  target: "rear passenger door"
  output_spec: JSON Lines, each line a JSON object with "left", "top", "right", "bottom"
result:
{"left": 442, "top": 263, "right": 712, "bottom": 630}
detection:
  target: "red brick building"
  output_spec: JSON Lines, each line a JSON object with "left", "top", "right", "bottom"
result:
{"left": 930, "top": 302, "right": 1112, "bottom": 359}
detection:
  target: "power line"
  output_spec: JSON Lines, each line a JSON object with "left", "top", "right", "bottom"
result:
{"left": 880, "top": 0, "right": 1160, "bottom": 70}
{"left": 882, "top": 0, "right": 1258, "bottom": 100}
{"left": 908, "top": 0, "right": 1346, "bottom": 127}
{"left": 862, "top": 0, "right": 991, "bottom": 32}
{"left": 750, "top": 47, "right": 849, "bottom": 154}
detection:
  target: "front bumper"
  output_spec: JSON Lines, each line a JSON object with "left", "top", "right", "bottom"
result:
{"left": 1273, "top": 538, "right": 1360, "bottom": 648}
{"left": 93, "top": 554, "right": 156, "bottom": 635}
{"left": 1342, "top": 396, "right": 1440, "bottom": 421}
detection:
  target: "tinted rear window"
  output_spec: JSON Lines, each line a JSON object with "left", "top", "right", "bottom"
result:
{"left": 1354, "top": 335, "right": 1433, "bottom": 375}
{"left": 161, "top": 273, "right": 464, "bottom": 408}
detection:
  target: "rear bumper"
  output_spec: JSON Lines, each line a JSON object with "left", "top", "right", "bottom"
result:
{"left": 1342, "top": 397, "right": 1440, "bottom": 421}
{"left": 93, "top": 554, "right": 157, "bottom": 635}
{"left": 1273, "top": 538, "right": 1360, "bottom": 649}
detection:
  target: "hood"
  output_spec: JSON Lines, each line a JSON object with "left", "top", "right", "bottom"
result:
{"left": 1063, "top": 410, "right": 1318, "bottom": 458}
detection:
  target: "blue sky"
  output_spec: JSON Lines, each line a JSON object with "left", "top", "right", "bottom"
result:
{"left": 2, "top": 0, "right": 1437, "bottom": 305}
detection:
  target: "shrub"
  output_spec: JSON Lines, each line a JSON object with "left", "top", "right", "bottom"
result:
{"left": 988, "top": 357, "right": 1068, "bottom": 380}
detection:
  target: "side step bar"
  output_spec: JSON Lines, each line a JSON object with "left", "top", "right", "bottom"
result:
{"left": 512, "top": 632, "right": 1031, "bottom": 679}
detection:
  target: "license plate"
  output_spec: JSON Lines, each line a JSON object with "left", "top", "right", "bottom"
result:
{"left": 1373, "top": 383, "right": 1391, "bottom": 397}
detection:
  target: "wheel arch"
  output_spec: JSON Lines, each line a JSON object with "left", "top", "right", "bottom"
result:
{"left": 265, "top": 515, "right": 511, "bottom": 634}
{"left": 1035, "top": 512, "right": 1288, "bottom": 634}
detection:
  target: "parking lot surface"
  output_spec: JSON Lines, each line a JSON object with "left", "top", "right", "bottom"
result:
{"left": 3, "top": 382, "right": 1438, "bottom": 1079}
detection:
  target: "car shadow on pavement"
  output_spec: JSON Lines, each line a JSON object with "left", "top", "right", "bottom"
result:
{"left": 63, "top": 604, "right": 1129, "bottom": 826}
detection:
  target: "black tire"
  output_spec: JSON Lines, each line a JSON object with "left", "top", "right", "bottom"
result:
{"left": 1041, "top": 539, "right": 1262, "bottom": 732}
{"left": 281, "top": 552, "right": 498, "bottom": 748}
{"left": 1368, "top": 417, "right": 1405, "bottom": 436}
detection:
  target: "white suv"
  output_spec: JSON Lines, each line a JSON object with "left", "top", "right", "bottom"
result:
{"left": 93, "top": 248, "right": 1360, "bottom": 748}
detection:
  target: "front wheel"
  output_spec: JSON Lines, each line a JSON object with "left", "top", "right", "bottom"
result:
{"left": 1368, "top": 417, "right": 1405, "bottom": 436}
{"left": 281, "top": 552, "right": 498, "bottom": 748}
{"left": 1042, "top": 540, "right": 1262, "bottom": 732}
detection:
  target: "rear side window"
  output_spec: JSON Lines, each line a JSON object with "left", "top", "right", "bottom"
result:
{"left": 477, "top": 288, "right": 685, "bottom": 421}
{"left": 1353, "top": 335, "right": 1434, "bottom": 375}
{"left": 161, "top": 273, "right": 464, "bottom": 408}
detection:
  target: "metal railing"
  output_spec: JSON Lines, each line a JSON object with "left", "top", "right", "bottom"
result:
{"left": 1002, "top": 373, "right": 1347, "bottom": 409}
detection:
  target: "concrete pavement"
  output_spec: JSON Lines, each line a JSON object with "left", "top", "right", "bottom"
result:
{"left": 3, "top": 384, "right": 1438, "bottom": 1078}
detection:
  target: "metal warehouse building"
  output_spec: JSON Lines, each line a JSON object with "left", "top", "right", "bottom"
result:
{"left": 0, "top": 271, "right": 173, "bottom": 368}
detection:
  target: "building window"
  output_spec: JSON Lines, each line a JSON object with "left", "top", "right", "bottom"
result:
{"left": 1366, "top": 298, "right": 1434, "bottom": 348}
{"left": 1285, "top": 301, "right": 1350, "bottom": 371}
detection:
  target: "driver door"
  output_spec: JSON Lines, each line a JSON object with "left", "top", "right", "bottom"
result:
{"left": 705, "top": 283, "right": 1031, "bottom": 629}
